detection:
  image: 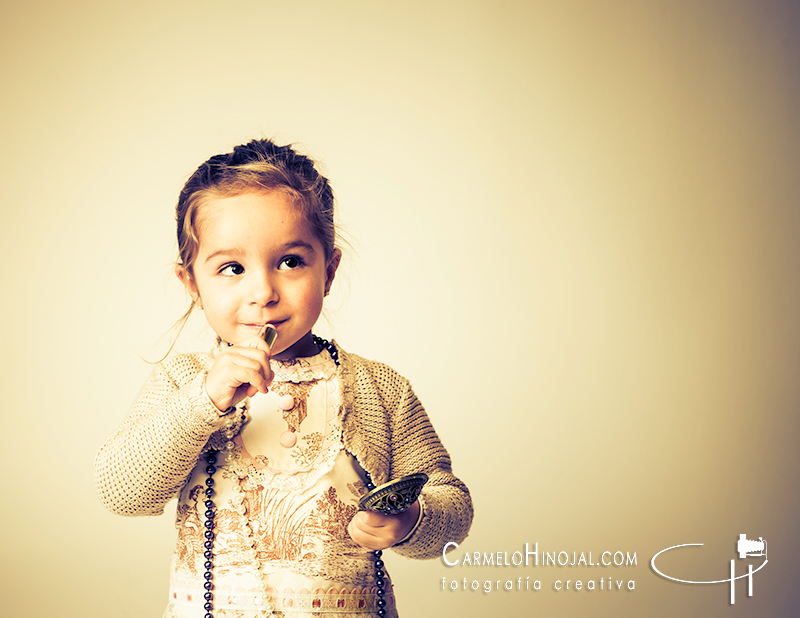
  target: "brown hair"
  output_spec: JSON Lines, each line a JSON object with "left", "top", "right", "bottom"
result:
{"left": 175, "top": 138, "right": 337, "bottom": 282}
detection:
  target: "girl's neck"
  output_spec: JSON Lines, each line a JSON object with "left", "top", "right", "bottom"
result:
{"left": 271, "top": 331, "right": 320, "bottom": 361}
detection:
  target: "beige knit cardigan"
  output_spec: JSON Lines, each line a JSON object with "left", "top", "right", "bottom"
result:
{"left": 94, "top": 347, "right": 472, "bottom": 561}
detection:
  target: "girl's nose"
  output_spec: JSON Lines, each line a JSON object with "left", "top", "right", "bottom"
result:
{"left": 250, "top": 272, "right": 279, "bottom": 306}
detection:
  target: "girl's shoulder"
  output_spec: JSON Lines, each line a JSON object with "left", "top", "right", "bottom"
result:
{"left": 156, "top": 351, "right": 214, "bottom": 387}
{"left": 337, "top": 346, "right": 411, "bottom": 398}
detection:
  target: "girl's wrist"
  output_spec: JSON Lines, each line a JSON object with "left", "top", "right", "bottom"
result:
{"left": 202, "top": 375, "right": 234, "bottom": 415}
{"left": 394, "top": 500, "right": 424, "bottom": 546}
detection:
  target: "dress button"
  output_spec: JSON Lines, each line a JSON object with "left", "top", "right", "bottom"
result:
{"left": 278, "top": 394, "right": 295, "bottom": 410}
{"left": 280, "top": 431, "right": 297, "bottom": 448}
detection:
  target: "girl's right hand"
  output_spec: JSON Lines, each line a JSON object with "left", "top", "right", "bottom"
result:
{"left": 204, "top": 331, "right": 273, "bottom": 411}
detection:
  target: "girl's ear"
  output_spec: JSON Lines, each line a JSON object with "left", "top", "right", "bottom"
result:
{"left": 175, "top": 265, "right": 202, "bottom": 308}
{"left": 324, "top": 249, "right": 342, "bottom": 296}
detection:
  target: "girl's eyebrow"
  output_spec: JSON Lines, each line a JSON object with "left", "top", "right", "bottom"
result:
{"left": 204, "top": 248, "right": 246, "bottom": 263}
{"left": 203, "top": 241, "right": 316, "bottom": 263}
{"left": 280, "top": 240, "right": 316, "bottom": 253}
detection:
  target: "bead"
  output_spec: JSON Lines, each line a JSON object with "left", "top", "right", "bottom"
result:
{"left": 376, "top": 588, "right": 385, "bottom": 597}
{"left": 279, "top": 431, "right": 297, "bottom": 448}
{"left": 204, "top": 435, "right": 217, "bottom": 618}
{"left": 204, "top": 582, "right": 214, "bottom": 591}
{"left": 204, "top": 551, "right": 213, "bottom": 560}
{"left": 375, "top": 569, "right": 385, "bottom": 578}
{"left": 204, "top": 592, "right": 213, "bottom": 601}
{"left": 376, "top": 578, "right": 385, "bottom": 587}
{"left": 278, "top": 394, "right": 295, "bottom": 410}
{"left": 377, "top": 598, "right": 386, "bottom": 608}
{"left": 375, "top": 560, "right": 384, "bottom": 568}
{"left": 377, "top": 610, "right": 386, "bottom": 617}
{"left": 205, "top": 613, "right": 213, "bottom": 618}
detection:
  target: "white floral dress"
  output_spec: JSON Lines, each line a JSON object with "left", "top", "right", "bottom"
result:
{"left": 164, "top": 349, "right": 398, "bottom": 617}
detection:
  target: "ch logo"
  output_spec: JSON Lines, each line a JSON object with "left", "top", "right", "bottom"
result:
{"left": 651, "top": 534, "right": 768, "bottom": 604}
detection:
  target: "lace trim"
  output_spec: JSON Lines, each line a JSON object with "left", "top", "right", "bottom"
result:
{"left": 271, "top": 350, "right": 337, "bottom": 383}
{"left": 169, "top": 582, "right": 395, "bottom": 612}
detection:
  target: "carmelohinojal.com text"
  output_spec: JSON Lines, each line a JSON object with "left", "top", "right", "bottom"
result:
{"left": 440, "top": 542, "right": 637, "bottom": 593}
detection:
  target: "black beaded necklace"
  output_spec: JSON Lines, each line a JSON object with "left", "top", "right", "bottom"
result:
{"left": 200, "top": 335, "right": 388, "bottom": 618}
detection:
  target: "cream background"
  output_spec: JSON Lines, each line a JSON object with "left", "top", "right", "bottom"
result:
{"left": 2, "top": 1, "right": 799, "bottom": 616}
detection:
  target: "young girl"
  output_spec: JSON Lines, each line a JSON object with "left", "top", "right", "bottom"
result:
{"left": 94, "top": 139, "right": 473, "bottom": 618}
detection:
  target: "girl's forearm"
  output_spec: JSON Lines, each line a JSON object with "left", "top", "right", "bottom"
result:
{"left": 95, "top": 362, "right": 224, "bottom": 516}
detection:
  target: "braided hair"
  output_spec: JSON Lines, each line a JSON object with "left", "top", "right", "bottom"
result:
{"left": 176, "top": 139, "right": 337, "bottom": 281}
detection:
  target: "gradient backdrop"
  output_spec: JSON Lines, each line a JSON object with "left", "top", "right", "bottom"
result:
{"left": 2, "top": 1, "right": 799, "bottom": 616}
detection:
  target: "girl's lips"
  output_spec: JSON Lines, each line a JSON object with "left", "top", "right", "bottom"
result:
{"left": 246, "top": 320, "right": 285, "bottom": 328}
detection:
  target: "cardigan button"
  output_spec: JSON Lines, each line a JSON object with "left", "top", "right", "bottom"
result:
{"left": 280, "top": 431, "right": 297, "bottom": 448}
{"left": 278, "top": 394, "right": 295, "bottom": 410}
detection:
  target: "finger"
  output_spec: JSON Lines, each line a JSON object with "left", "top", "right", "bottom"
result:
{"left": 223, "top": 349, "right": 273, "bottom": 389}
{"left": 212, "top": 357, "right": 271, "bottom": 394}
{"left": 228, "top": 364, "right": 271, "bottom": 393}
{"left": 353, "top": 511, "right": 401, "bottom": 538}
{"left": 232, "top": 343, "right": 272, "bottom": 377}
{"left": 360, "top": 511, "right": 392, "bottom": 528}
{"left": 240, "top": 327, "right": 275, "bottom": 353}
{"left": 348, "top": 516, "right": 390, "bottom": 550}
{"left": 245, "top": 383, "right": 260, "bottom": 398}
{"left": 350, "top": 512, "right": 384, "bottom": 537}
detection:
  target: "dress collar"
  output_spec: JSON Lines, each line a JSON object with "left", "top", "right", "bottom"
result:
{"left": 212, "top": 337, "right": 337, "bottom": 383}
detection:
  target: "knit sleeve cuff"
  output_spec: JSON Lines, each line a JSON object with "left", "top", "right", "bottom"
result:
{"left": 183, "top": 371, "right": 235, "bottom": 428}
{"left": 389, "top": 486, "right": 472, "bottom": 560}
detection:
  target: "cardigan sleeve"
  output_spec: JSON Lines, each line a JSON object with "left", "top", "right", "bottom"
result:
{"left": 93, "top": 353, "right": 229, "bottom": 517}
{"left": 387, "top": 381, "right": 473, "bottom": 560}
{"left": 339, "top": 350, "right": 473, "bottom": 561}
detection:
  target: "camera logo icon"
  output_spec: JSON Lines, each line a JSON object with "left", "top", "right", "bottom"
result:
{"left": 651, "top": 533, "right": 768, "bottom": 605}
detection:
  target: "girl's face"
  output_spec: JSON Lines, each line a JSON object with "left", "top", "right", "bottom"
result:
{"left": 180, "top": 191, "right": 340, "bottom": 359}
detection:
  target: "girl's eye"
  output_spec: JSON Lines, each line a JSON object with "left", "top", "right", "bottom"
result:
{"left": 279, "top": 256, "right": 304, "bottom": 270}
{"left": 219, "top": 263, "right": 245, "bottom": 276}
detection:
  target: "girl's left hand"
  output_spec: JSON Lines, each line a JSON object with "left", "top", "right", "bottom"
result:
{"left": 347, "top": 501, "right": 421, "bottom": 550}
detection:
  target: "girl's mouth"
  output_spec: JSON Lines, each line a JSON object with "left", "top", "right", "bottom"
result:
{"left": 246, "top": 320, "right": 285, "bottom": 330}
